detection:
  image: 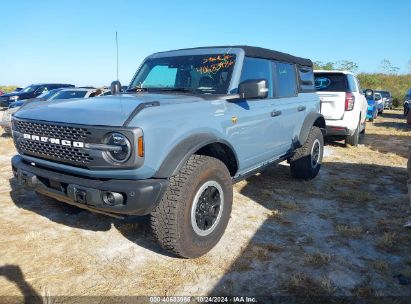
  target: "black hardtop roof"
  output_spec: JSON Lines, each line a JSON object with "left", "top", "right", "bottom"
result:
{"left": 160, "top": 45, "right": 313, "bottom": 67}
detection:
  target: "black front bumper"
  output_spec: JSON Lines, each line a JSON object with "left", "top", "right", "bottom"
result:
{"left": 11, "top": 155, "right": 168, "bottom": 217}
{"left": 0, "top": 99, "right": 10, "bottom": 109}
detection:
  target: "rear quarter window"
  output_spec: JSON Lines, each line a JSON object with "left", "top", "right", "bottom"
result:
{"left": 314, "top": 73, "right": 348, "bottom": 92}
{"left": 298, "top": 66, "right": 315, "bottom": 92}
{"left": 274, "top": 62, "right": 297, "bottom": 98}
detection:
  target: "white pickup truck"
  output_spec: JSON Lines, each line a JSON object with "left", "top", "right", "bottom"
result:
{"left": 314, "top": 70, "right": 367, "bottom": 146}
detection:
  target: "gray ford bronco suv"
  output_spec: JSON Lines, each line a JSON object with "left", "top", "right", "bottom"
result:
{"left": 11, "top": 46, "right": 325, "bottom": 258}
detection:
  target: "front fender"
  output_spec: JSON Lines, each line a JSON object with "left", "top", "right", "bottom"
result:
{"left": 153, "top": 133, "right": 238, "bottom": 178}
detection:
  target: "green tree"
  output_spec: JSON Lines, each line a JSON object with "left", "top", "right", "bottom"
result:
{"left": 313, "top": 61, "right": 335, "bottom": 70}
{"left": 380, "top": 59, "right": 399, "bottom": 74}
{"left": 335, "top": 60, "right": 359, "bottom": 72}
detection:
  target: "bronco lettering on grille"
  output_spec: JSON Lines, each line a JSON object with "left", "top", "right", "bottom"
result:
{"left": 23, "top": 133, "right": 84, "bottom": 148}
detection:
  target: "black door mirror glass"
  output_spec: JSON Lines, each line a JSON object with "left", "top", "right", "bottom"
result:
{"left": 238, "top": 79, "right": 268, "bottom": 99}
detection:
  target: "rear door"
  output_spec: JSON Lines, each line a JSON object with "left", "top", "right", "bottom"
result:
{"left": 314, "top": 72, "right": 347, "bottom": 120}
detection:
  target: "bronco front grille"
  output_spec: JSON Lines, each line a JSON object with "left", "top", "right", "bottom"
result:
{"left": 14, "top": 120, "right": 94, "bottom": 166}
{"left": 19, "top": 140, "right": 93, "bottom": 164}
{"left": 15, "top": 120, "right": 91, "bottom": 141}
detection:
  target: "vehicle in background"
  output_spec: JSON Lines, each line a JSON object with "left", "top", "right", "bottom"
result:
{"left": 374, "top": 92, "right": 384, "bottom": 114}
{"left": 314, "top": 70, "right": 367, "bottom": 146}
{"left": 404, "top": 88, "right": 411, "bottom": 115}
{"left": 1, "top": 88, "right": 106, "bottom": 134}
{"left": 0, "top": 90, "right": 4, "bottom": 96}
{"left": 13, "top": 87, "right": 23, "bottom": 92}
{"left": 47, "top": 88, "right": 105, "bottom": 101}
{"left": 9, "top": 88, "right": 64, "bottom": 109}
{"left": 0, "top": 83, "right": 74, "bottom": 110}
{"left": 364, "top": 89, "right": 378, "bottom": 121}
{"left": 375, "top": 90, "right": 393, "bottom": 110}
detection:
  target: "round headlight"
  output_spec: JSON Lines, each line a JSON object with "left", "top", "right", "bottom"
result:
{"left": 104, "top": 132, "right": 131, "bottom": 163}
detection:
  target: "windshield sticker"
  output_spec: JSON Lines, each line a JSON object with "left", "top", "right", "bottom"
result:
{"left": 197, "top": 55, "right": 235, "bottom": 74}
{"left": 315, "top": 77, "right": 331, "bottom": 90}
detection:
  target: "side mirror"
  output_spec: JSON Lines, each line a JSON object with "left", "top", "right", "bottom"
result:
{"left": 110, "top": 80, "right": 122, "bottom": 95}
{"left": 364, "top": 89, "right": 373, "bottom": 99}
{"left": 238, "top": 79, "right": 268, "bottom": 99}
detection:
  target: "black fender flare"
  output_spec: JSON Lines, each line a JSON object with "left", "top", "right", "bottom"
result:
{"left": 298, "top": 112, "right": 326, "bottom": 146}
{"left": 153, "top": 133, "right": 239, "bottom": 178}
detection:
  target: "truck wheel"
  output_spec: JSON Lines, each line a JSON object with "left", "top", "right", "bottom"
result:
{"left": 290, "top": 126, "right": 323, "bottom": 180}
{"left": 151, "top": 155, "right": 233, "bottom": 258}
{"left": 345, "top": 120, "right": 360, "bottom": 147}
{"left": 36, "top": 192, "right": 83, "bottom": 214}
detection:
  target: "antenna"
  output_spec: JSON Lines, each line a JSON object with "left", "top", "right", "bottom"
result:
{"left": 116, "top": 31, "right": 119, "bottom": 81}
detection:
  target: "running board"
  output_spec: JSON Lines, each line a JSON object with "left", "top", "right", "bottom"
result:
{"left": 232, "top": 153, "right": 291, "bottom": 183}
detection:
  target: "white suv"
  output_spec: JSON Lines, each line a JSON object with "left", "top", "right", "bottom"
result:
{"left": 314, "top": 70, "right": 367, "bottom": 146}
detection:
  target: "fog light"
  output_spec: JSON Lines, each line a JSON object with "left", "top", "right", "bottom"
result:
{"left": 102, "top": 191, "right": 124, "bottom": 206}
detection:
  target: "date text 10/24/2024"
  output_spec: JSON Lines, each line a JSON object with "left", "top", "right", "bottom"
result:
{"left": 149, "top": 296, "right": 257, "bottom": 303}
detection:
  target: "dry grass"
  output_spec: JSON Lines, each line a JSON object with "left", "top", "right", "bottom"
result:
{"left": 281, "top": 272, "right": 335, "bottom": 297}
{"left": 303, "top": 252, "right": 332, "bottom": 267}
{"left": 335, "top": 225, "right": 363, "bottom": 238}
{"left": 277, "top": 198, "right": 301, "bottom": 211}
{"left": 377, "top": 232, "right": 397, "bottom": 251}
{"left": 370, "top": 260, "right": 389, "bottom": 273}
{"left": 352, "top": 285, "right": 376, "bottom": 298}
{"left": 338, "top": 190, "right": 375, "bottom": 203}
{"left": 232, "top": 242, "right": 284, "bottom": 272}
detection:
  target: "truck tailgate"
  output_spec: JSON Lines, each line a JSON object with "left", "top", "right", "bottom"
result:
{"left": 318, "top": 92, "right": 346, "bottom": 120}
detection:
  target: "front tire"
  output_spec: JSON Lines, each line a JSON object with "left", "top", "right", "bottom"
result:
{"left": 290, "top": 126, "right": 324, "bottom": 180}
{"left": 151, "top": 155, "right": 233, "bottom": 258}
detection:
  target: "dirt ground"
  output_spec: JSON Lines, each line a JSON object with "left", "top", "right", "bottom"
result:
{"left": 0, "top": 110, "right": 410, "bottom": 301}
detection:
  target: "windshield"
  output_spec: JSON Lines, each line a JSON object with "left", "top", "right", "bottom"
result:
{"left": 129, "top": 54, "right": 236, "bottom": 94}
{"left": 21, "top": 85, "right": 40, "bottom": 93}
{"left": 376, "top": 91, "right": 390, "bottom": 98}
{"left": 50, "top": 90, "right": 87, "bottom": 100}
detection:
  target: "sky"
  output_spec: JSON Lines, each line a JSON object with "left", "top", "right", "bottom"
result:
{"left": 1, "top": 0, "right": 410, "bottom": 87}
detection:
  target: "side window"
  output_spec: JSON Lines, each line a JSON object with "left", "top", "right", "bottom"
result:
{"left": 35, "top": 86, "right": 46, "bottom": 94}
{"left": 239, "top": 57, "right": 273, "bottom": 97}
{"left": 347, "top": 75, "right": 358, "bottom": 92}
{"left": 355, "top": 77, "right": 362, "bottom": 93}
{"left": 274, "top": 62, "right": 297, "bottom": 98}
{"left": 298, "top": 66, "right": 315, "bottom": 92}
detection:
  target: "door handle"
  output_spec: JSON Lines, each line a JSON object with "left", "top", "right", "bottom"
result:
{"left": 271, "top": 110, "right": 282, "bottom": 117}
{"left": 297, "top": 105, "right": 306, "bottom": 112}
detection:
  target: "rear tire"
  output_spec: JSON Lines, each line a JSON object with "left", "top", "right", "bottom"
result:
{"left": 290, "top": 126, "right": 323, "bottom": 180}
{"left": 345, "top": 119, "right": 360, "bottom": 147}
{"left": 36, "top": 192, "right": 83, "bottom": 214}
{"left": 151, "top": 155, "right": 233, "bottom": 258}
